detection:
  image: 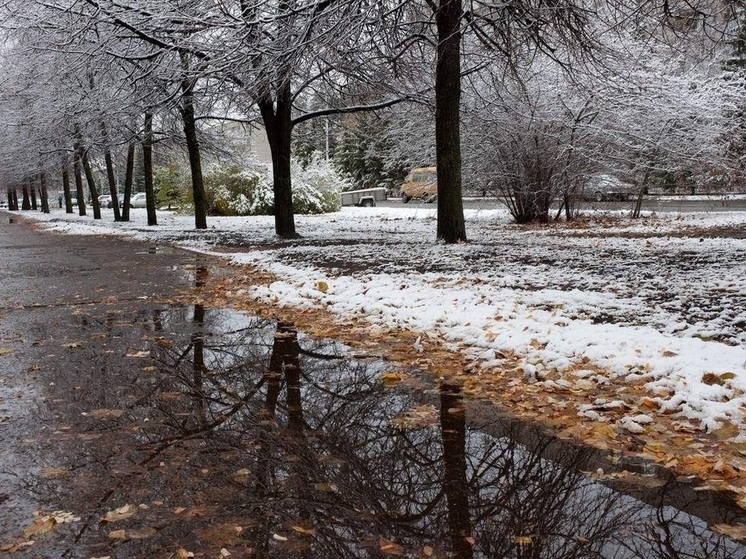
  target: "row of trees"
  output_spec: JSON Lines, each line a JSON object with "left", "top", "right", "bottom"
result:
{"left": 0, "top": 1, "right": 743, "bottom": 239}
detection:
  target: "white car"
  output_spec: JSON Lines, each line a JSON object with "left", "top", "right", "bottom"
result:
{"left": 130, "top": 193, "right": 148, "bottom": 208}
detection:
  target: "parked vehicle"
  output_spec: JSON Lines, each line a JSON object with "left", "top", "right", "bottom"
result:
{"left": 400, "top": 166, "right": 437, "bottom": 203}
{"left": 98, "top": 194, "right": 112, "bottom": 207}
{"left": 583, "top": 175, "right": 638, "bottom": 202}
{"left": 340, "top": 187, "right": 387, "bottom": 207}
{"left": 130, "top": 193, "right": 148, "bottom": 208}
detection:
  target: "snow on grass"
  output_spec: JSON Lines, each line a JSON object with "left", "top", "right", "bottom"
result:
{"left": 15, "top": 204, "right": 746, "bottom": 434}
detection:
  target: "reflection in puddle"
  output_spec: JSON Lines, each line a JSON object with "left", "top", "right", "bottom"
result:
{"left": 28, "top": 306, "right": 746, "bottom": 558}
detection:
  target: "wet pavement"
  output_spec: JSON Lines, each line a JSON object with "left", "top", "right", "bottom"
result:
{"left": 2, "top": 213, "right": 746, "bottom": 558}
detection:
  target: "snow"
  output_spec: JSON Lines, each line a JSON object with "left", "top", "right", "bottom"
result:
{"left": 12, "top": 204, "right": 746, "bottom": 435}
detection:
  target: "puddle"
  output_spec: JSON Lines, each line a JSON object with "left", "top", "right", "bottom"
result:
{"left": 7, "top": 304, "right": 746, "bottom": 558}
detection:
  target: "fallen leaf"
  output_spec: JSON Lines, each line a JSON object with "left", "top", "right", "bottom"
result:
{"left": 126, "top": 350, "right": 150, "bottom": 358}
{"left": 108, "top": 529, "right": 127, "bottom": 540}
{"left": 273, "top": 534, "right": 288, "bottom": 542}
{"left": 514, "top": 535, "right": 533, "bottom": 545}
{"left": 379, "top": 537, "right": 404, "bottom": 556}
{"left": 24, "top": 517, "right": 56, "bottom": 537}
{"left": 422, "top": 545, "right": 435, "bottom": 557}
{"left": 87, "top": 409, "right": 124, "bottom": 420}
{"left": 126, "top": 527, "right": 157, "bottom": 539}
{"left": 316, "top": 281, "right": 329, "bottom": 293}
{"left": 103, "top": 504, "right": 136, "bottom": 522}
{"left": 291, "top": 525, "right": 316, "bottom": 536}
{"left": 713, "top": 523, "right": 746, "bottom": 539}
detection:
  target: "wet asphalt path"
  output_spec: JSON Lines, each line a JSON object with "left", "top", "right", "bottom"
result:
{"left": 0, "top": 213, "right": 209, "bottom": 555}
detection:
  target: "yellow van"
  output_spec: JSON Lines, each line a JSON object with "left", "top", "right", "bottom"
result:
{"left": 400, "top": 166, "right": 437, "bottom": 203}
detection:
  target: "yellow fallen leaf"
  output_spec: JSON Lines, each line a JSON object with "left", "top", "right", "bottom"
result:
{"left": 423, "top": 545, "right": 435, "bottom": 556}
{"left": 316, "top": 281, "right": 329, "bottom": 293}
{"left": 108, "top": 529, "right": 127, "bottom": 540}
{"left": 713, "top": 523, "right": 746, "bottom": 539}
{"left": 291, "top": 525, "right": 316, "bottom": 536}
{"left": 24, "top": 517, "right": 56, "bottom": 537}
{"left": 103, "top": 504, "right": 136, "bottom": 522}
{"left": 379, "top": 537, "right": 404, "bottom": 556}
{"left": 514, "top": 535, "right": 533, "bottom": 545}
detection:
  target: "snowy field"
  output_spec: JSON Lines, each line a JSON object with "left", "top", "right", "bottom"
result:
{"left": 11, "top": 204, "right": 746, "bottom": 462}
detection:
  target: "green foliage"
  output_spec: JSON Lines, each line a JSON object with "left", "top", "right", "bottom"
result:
{"left": 153, "top": 164, "right": 188, "bottom": 208}
{"left": 333, "top": 113, "right": 409, "bottom": 192}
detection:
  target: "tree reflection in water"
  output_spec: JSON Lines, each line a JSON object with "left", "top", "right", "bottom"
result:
{"left": 37, "top": 306, "right": 746, "bottom": 558}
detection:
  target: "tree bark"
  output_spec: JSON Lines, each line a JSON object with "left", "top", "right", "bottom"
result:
{"left": 73, "top": 147, "right": 87, "bottom": 216}
{"left": 122, "top": 142, "right": 135, "bottom": 222}
{"left": 29, "top": 183, "right": 37, "bottom": 210}
{"left": 39, "top": 174, "right": 50, "bottom": 214}
{"left": 435, "top": 0, "right": 467, "bottom": 243}
{"left": 180, "top": 54, "right": 208, "bottom": 230}
{"left": 259, "top": 77, "right": 297, "bottom": 239}
{"left": 142, "top": 113, "right": 158, "bottom": 226}
{"left": 21, "top": 185, "right": 31, "bottom": 210}
{"left": 62, "top": 160, "right": 74, "bottom": 214}
{"left": 76, "top": 140, "right": 101, "bottom": 219}
{"left": 101, "top": 123, "right": 122, "bottom": 222}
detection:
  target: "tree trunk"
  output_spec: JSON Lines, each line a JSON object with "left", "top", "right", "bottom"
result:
{"left": 21, "top": 185, "right": 30, "bottom": 210}
{"left": 122, "top": 142, "right": 135, "bottom": 222}
{"left": 101, "top": 123, "right": 122, "bottom": 222}
{"left": 73, "top": 148, "right": 87, "bottom": 216}
{"left": 29, "top": 183, "right": 37, "bottom": 210}
{"left": 435, "top": 0, "right": 466, "bottom": 243}
{"left": 142, "top": 113, "right": 157, "bottom": 226}
{"left": 6, "top": 188, "right": 14, "bottom": 210}
{"left": 76, "top": 141, "right": 101, "bottom": 219}
{"left": 39, "top": 174, "right": 50, "bottom": 214}
{"left": 180, "top": 55, "right": 208, "bottom": 230}
{"left": 62, "top": 161, "right": 74, "bottom": 214}
{"left": 259, "top": 78, "right": 297, "bottom": 239}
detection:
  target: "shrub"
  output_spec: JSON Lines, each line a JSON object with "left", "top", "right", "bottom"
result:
{"left": 202, "top": 157, "right": 344, "bottom": 216}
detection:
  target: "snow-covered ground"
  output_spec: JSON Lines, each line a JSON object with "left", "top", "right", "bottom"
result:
{"left": 11, "top": 205, "right": 746, "bottom": 441}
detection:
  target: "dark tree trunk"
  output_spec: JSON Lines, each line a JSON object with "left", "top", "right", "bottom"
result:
{"left": 39, "top": 174, "right": 50, "bottom": 214}
{"left": 101, "top": 124, "right": 122, "bottom": 222}
{"left": 62, "top": 161, "right": 74, "bottom": 214}
{"left": 259, "top": 77, "right": 297, "bottom": 239}
{"left": 6, "top": 188, "right": 14, "bottom": 210}
{"left": 76, "top": 141, "right": 101, "bottom": 219}
{"left": 29, "top": 184, "right": 37, "bottom": 210}
{"left": 10, "top": 189, "right": 18, "bottom": 211}
{"left": 73, "top": 148, "right": 87, "bottom": 216}
{"left": 435, "top": 0, "right": 467, "bottom": 243}
{"left": 21, "top": 185, "right": 31, "bottom": 210}
{"left": 180, "top": 55, "right": 208, "bottom": 230}
{"left": 142, "top": 113, "right": 157, "bottom": 226}
{"left": 122, "top": 142, "right": 135, "bottom": 222}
